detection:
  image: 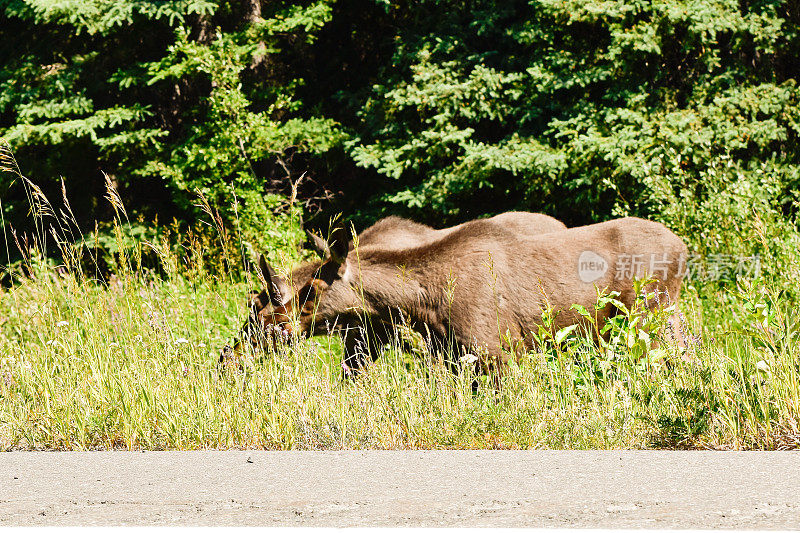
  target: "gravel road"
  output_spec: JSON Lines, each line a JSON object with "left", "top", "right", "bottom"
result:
{"left": 2, "top": 450, "right": 799, "bottom": 527}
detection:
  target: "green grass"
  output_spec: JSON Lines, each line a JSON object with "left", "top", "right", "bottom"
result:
{"left": 1, "top": 146, "right": 798, "bottom": 451}
{"left": 1, "top": 248, "right": 799, "bottom": 450}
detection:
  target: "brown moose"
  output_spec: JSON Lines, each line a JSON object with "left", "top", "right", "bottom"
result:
{"left": 226, "top": 212, "right": 566, "bottom": 362}
{"left": 227, "top": 214, "right": 687, "bottom": 375}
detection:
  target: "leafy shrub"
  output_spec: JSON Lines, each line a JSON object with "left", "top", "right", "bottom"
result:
{"left": 1, "top": 0, "right": 341, "bottom": 262}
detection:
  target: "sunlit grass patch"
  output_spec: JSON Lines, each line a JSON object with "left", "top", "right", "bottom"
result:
{"left": 1, "top": 250, "right": 799, "bottom": 450}
{"left": 1, "top": 146, "right": 799, "bottom": 450}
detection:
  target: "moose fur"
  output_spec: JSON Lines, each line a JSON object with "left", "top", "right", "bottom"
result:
{"left": 353, "top": 212, "right": 566, "bottom": 251}
{"left": 230, "top": 212, "right": 566, "bottom": 360}
{"left": 233, "top": 214, "right": 688, "bottom": 376}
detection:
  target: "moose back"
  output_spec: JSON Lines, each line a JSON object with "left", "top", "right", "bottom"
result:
{"left": 230, "top": 215, "right": 687, "bottom": 373}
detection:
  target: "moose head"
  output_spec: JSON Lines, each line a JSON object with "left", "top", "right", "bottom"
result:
{"left": 221, "top": 227, "right": 352, "bottom": 363}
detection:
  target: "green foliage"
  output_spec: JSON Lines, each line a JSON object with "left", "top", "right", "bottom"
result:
{"left": 347, "top": 0, "right": 800, "bottom": 273}
{"left": 1, "top": 0, "right": 342, "bottom": 262}
{"left": 532, "top": 279, "right": 677, "bottom": 392}
{"left": 19, "top": 0, "right": 216, "bottom": 35}
{"left": 3, "top": 238, "right": 799, "bottom": 450}
{"left": 4, "top": 0, "right": 800, "bottom": 452}
{"left": 138, "top": 24, "right": 340, "bottom": 251}
{"left": 2, "top": 0, "right": 800, "bottom": 283}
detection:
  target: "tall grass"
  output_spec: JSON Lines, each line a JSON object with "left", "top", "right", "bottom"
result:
{"left": 1, "top": 147, "right": 799, "bottom": 450}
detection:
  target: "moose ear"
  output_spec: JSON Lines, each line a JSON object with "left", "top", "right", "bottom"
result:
{"left": 328, "top": 226, "right": 350, "bottom": 265}
{"left": 308, "top": 228, "right": 350, "bottom": 264}
{"left": 247, "top": 290, "right": 268, "bottom": 311}
{"left": 258, "top": 254, "right": 291, "bottom": 306}
{"left": 308, "top": 231, "right": 330, "bottom": 259}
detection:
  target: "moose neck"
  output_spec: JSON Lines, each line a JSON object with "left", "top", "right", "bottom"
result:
{"left": 340, "top": 246, "right": 442, "bottom": 321}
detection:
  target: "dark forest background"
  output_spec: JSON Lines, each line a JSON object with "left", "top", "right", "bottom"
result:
{"left": 1, "top": 0, "right": 799, "bottom": 275}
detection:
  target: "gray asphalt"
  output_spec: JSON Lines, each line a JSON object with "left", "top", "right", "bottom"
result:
{"left": 1, "top": 450, "right": 799, "bottom": 527}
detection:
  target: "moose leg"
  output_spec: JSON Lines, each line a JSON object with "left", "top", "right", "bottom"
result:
{"left": 446, "top": 333, "right": 507, "bottom": 392}
{"left": 341, "top": 326, "right": 373, "bottom": 377}
{"left": 340, "top": 318, "right": 394, "bottom": 377}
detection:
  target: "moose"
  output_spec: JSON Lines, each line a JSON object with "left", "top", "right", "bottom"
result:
{"left": 225, "top": 213, "right": 688, "bottom": 375}
{"left": 225, "top": 212, "right": 566, "bottom": 364}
